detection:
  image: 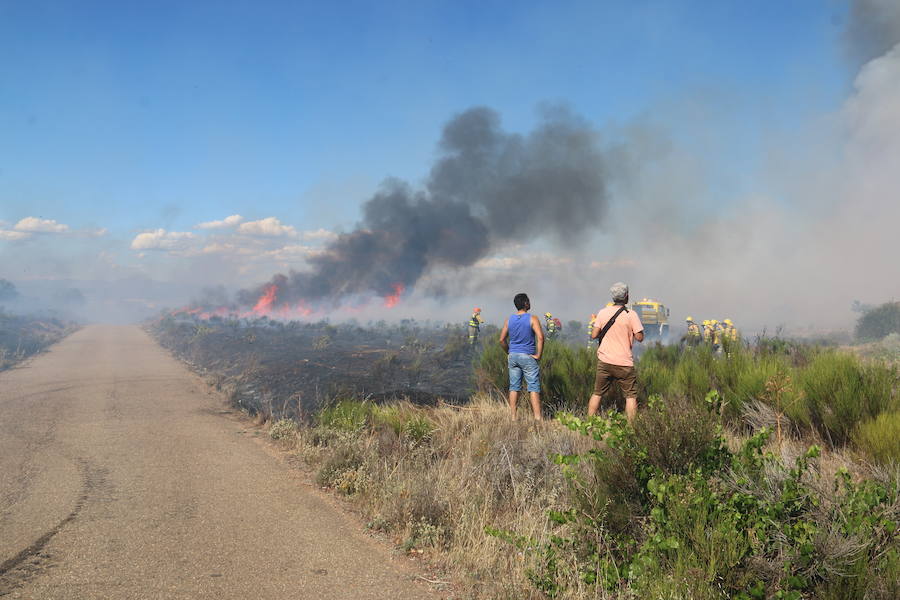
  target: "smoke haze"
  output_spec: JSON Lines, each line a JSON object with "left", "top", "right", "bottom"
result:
{"left": 238, "top": 106, "right": 607, "bottom": 309}
{"left": 844, "top": 0, "right": 900, "bottom": 66}
{"left": 4, "top": 2, "right": 898, "bottom": 334}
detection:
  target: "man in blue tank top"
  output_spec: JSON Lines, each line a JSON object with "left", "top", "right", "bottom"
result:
{"left": 498, "top": 293, "right": 544, "bottom": 420}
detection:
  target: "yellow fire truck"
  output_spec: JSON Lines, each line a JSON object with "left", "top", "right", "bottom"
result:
{"left": 631, "top": 298, "right": 670, "bottom": 341}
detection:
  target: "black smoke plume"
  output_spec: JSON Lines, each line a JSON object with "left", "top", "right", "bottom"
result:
{"left": 239, "top": 105, "right": 607, "bottom": 308}
{"left": 844, "top": 0, "right": 900, "bottom": 67}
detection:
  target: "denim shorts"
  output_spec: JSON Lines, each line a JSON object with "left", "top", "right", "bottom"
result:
{"left": 508, "top": 352, "right": 541, "bottom": 393}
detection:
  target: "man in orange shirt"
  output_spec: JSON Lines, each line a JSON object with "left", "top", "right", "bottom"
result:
{"left": 588, "top": 282, "right": 644, "bottom": 422}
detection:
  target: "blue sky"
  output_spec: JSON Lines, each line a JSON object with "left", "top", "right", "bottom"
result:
{"left": 1, "top": 1, "right": 849, "bottom": 233}
{"left": 6, "top": 0, "right": 895, "bottom": 329}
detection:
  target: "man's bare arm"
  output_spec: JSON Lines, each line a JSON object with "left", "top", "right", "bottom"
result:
{"left": 499, "top": 320, "right": 509, "bottom": 352}
{"left": 531, "top": 315, "right": 544, "bottom": 360}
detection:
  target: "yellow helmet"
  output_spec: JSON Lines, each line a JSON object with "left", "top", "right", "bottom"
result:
{"left": 545, "top": 312, "right": 552, "bottom": 317}
{"left": 711, "top": 319, "right": 718, "bottom": 324}
{"left": 724, "top": 318, "right": 733, "bottom": 326}
{"left": 686, "top": 316, "right": 694, "bottom": 322}
{"left": 702, "top": 320, "right": 709, "bottom": 325}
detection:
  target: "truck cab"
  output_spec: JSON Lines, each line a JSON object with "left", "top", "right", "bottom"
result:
{"left": 631, "top": 298, "right": 670, "bottom": 342}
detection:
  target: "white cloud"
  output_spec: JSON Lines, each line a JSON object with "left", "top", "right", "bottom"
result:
{"left": 14, "top": 217, "right": 69, "bottom": 233}
{"left": 196, "top": 214, "right": 244, "bottom": 229}
{"left": 130, "top": 229, "right": 196, "bottom": 251}
{"left": 200, "top": 242, "right": 257, "bottom": 256}
{"left": 300, "top": 228, "right": 339, "bottom": 242}
{"left": 475, "top": 253, "right": 574, "bottom": 270}
{"left": 237, "top": 217, "right": 298, "bottom": 237}
{"left": 264, "top": 244, "right": 324, "bottom": 262}
{"left": 0, "top": 230, "right": 31, "bottom": 241}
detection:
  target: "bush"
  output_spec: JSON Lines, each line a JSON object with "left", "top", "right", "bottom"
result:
{"left": 315, "top": 443, "right": 367, "bottom": 495}
{"left": 371, "top": 403, "right": 435, "bottom": 447}
{"left": 317, "top": 399, "right": 372, "bottom": 432}
{"left": 638, "top": 342, "right": 898, "bottom": 452}
{"left": 496, "top": 410, "right": 900, "bottom": 599}
{"left": 632, "top": 394, "right": 724, "bottom": 477}
{"left": 637, "top": 349, "right": 676, "bottom": 398}
{"left": 854, "top": 412, "right": 900, "bottom": 464}
{"left": 474, "top": 341, "right": 507, "bottom": 394}
{"left": 798, "top": 352, "right": 897, "bottom": 446}
{"left": 476, "top": 339, "right": 595, "bottom": 411}
{"left": 268, "top": 418, "right": 297, "bottom": 440}
{"left": 856, "top": 302, "right": 900, "bottom": 342}
{"left": 538, "top": 340, "right": 595, "bottom": 411}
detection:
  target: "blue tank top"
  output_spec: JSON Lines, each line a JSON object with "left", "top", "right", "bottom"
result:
{"left": 508, "top": 313, "right": 536, "bottom": 354}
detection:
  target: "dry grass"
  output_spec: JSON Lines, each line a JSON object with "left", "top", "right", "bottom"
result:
{"left": 269, "top": 392, "right": 899, "bottom": 599}
{"left": 280, "top": 394, "right": 590, "bottom": 598}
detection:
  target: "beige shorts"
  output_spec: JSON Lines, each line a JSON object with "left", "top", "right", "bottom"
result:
{"left": 593, "top": 360, "right": 638, "bottom": 398}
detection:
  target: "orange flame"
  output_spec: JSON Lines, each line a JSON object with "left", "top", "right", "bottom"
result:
{"left": 383, "top": 282, "right": 404, "bottom": 308}
{"left": 252, "top": 284, "right": 278, "bottom": 316}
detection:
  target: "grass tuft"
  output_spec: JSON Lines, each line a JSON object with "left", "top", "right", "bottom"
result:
{"left": 854, "top": 412, "right": 900, "bottom": 464}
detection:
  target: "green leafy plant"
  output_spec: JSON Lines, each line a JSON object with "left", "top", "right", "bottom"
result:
{"left": 490, "top": 398, "right": 900, "bottom": 599}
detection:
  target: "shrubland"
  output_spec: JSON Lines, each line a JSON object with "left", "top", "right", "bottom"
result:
{"left": 0, "top": 310, "right": 77, "bottom": 370}
{"left": 478, "top": 339, "right": 898, "bottom": 461}
{"left": 278, "top": 338, "right": 897, "bottom": 598}
{"left": 149, "top": 315, "right": 899, "bottom": 598}
{"left": 274, "top": 392, "right": 898, "bottom": 599}
{"left": 856, "top": 301, "right": 900, "bottom": 342}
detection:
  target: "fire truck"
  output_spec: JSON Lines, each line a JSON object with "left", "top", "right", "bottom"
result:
{"left": 631, "top": 298, "right": 670, "bottom": 342}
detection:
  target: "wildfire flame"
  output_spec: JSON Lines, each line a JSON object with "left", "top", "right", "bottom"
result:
{"left": 167, "top": 280, "right": 404, "bottom": 322}
{"left": 383, "top": 282, "right": 404, "bottom": 308}
{"left": 252, "top": 284, "right": 277, "bottom": 316}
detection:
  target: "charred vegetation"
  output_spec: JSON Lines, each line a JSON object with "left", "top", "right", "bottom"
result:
{"left": 147, "top": 313, "right": 493, "bottom": 421}
{"left": 0, "top": 310, "right": 78, "bottom": 370}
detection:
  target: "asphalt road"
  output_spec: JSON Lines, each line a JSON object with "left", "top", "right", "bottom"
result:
{"left": 0, "top": 325, "right": 435, "bottom": 599}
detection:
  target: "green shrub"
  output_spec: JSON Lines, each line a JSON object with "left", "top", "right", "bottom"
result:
{"left": 673, "top": 355, "right": 711, "bottom": 404}
{"left": 723, "top": 354, "right": 785, "bottom": 420}
{"left": 798, "top": 352, "right": 897, "bottom": 446}
{"left": 494, "top": 410, "right": 900, "bottom": 600}
{"left": 636, "top": 350, "right": 675, "bottom": 399}
{"left": 632, "top": 394, "right": 725, "bottom": 477}
{"left": 854, "top": 412, "right": 900, "bottom": 464}
{"left": 317, "top": 399, "right": 372, "bottom": 432}
{"left": 476, "top": 339, "right": 595, "bottom": 411}
{"left": 475, "top": 341, "right": 508, "bottom": 394}
{"left": 371, "top": 404, "right": 435, "bottom": 447}
{"left": 856, "top": 301, "right": 900, "bottom": 342}
{"left": 538, "top": 340, "right": 595, "bottom": 411}
{"left": 315, "top": 444, "right": 366, "bottom": 494}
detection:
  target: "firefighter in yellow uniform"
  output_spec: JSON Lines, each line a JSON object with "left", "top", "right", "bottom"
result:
{"left": 711, "top": 319, "right": 724, "bottom": 353}
{"left": 723, "top": 319, "right": 738, "bottom": 342}
{"left": 468, "top": 308, "right": 484, "bottom": 346}
{"left": 544, "top": 312, "right": 558, "bottom": 339}
{"left": 587, "top": 313, "right": 597, "bottom": 347}
{"left": 702, "top": 320, "right": 714, "bottom": 343}
{"left": 685, "top": 316, "right": 701, "bottom": 345}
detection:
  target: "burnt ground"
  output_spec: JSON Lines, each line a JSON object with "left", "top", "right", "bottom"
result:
{"left": 0, "top": 311, "right": 79, "bottom": 370}
{"left": 147, "top": 314, "right": 497, "bottom": 420}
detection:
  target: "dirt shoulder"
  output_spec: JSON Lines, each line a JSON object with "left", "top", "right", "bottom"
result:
{"left": 0, "top": 324, "right": 441, "bottom": 599}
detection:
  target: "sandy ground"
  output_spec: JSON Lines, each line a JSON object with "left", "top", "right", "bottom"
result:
{"left": 0, "top": 325, "right": 438, "bottom": 599}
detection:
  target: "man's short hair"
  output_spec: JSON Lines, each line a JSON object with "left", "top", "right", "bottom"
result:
{"left": 610, "top": 282, "right": 629, "bottom": 303}
{"left": 513, "top": 293, "right": 530, "bottom": 311}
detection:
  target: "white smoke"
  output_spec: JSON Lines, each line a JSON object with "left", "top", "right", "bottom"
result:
{"left": 596, "top": 37, "right": 900, "bottom": 334}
